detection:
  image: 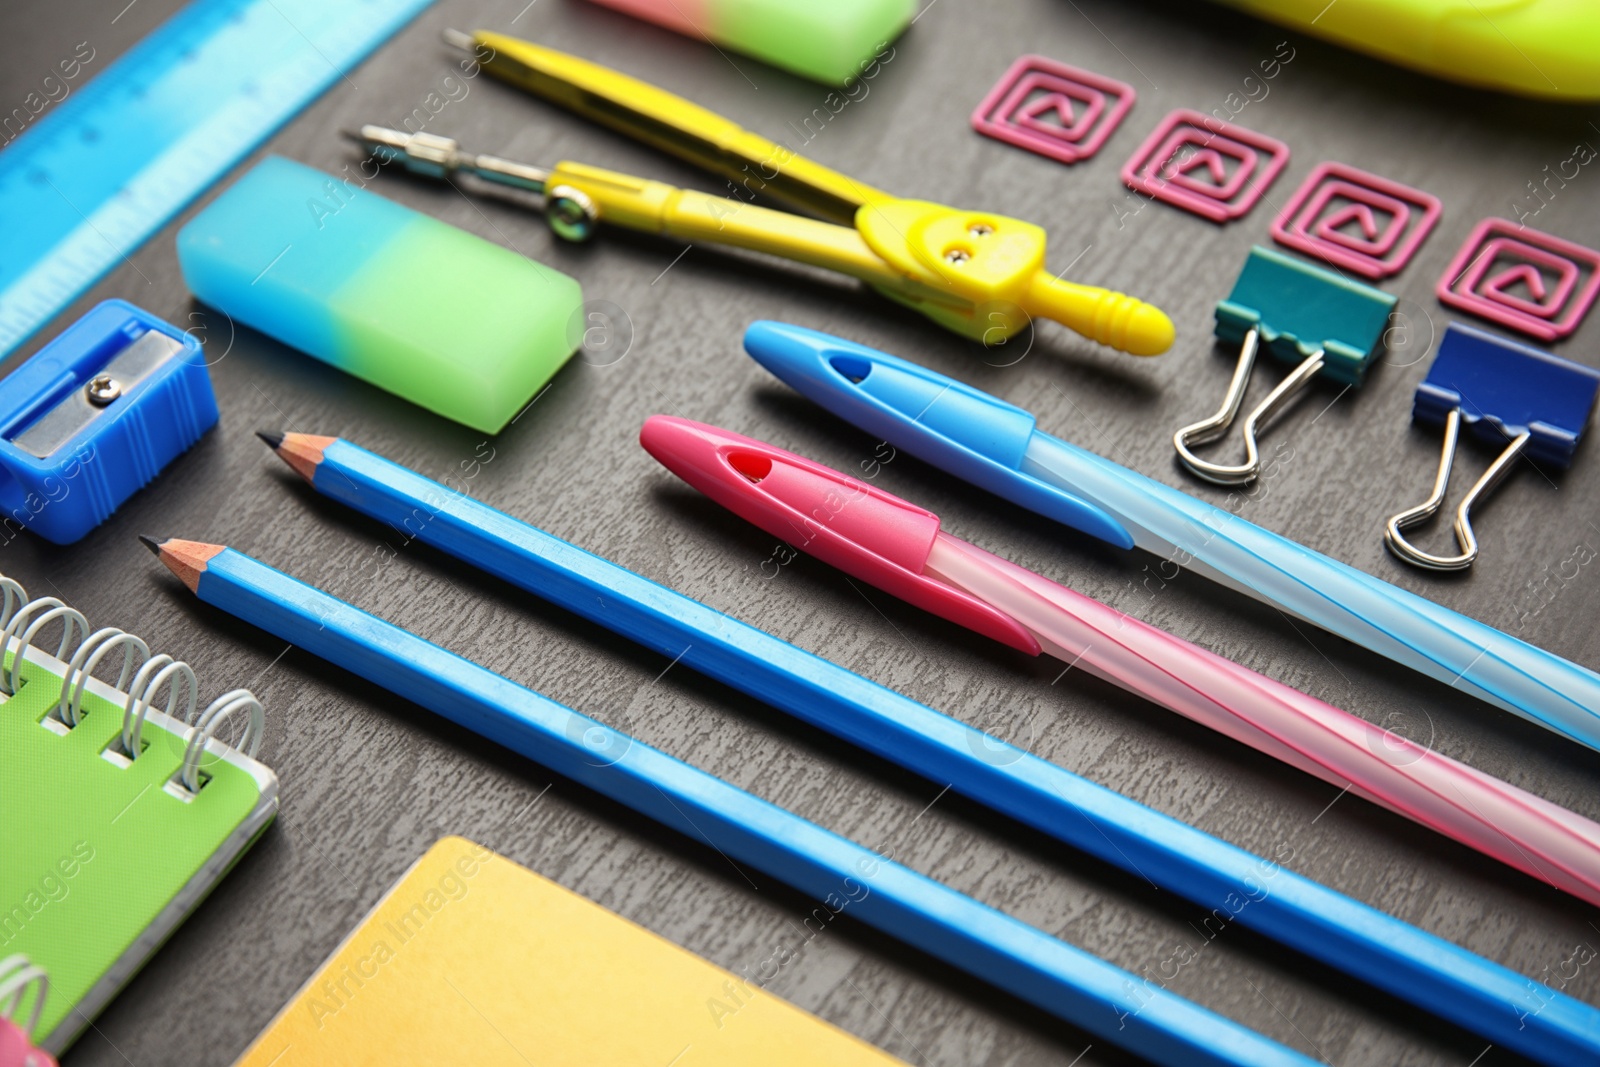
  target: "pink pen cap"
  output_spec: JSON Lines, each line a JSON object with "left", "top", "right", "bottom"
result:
{"left": 640, "top": 415, "right": 1039, "bottom": 654}
{"left": 584, "top": 0, "right": 913, "bottom": 86}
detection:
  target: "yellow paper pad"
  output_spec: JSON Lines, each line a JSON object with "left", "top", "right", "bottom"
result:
{"left": 234, "top": 837, "right": 906, "bottom": 1066}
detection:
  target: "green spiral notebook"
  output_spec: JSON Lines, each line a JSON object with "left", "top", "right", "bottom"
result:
{"left": 0, "top": 583, "right": 277, "bottom": 1054}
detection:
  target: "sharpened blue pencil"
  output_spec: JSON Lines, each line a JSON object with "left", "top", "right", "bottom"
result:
{"left": 246, "top": 433, "right": 1600, "bottom": 1066}
{"left": 148, "top": 535, "right": 1317, "bottom": 1067}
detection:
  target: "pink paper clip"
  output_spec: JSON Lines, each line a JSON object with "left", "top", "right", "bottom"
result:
{"left": 1271, "top": 162, "right": 1442, "bottom": 279}
{"left": 1437, "top": 218, "right": 1600, "bottom": 341}
{"left": 970, "top": 54, "right": 1135, "bottom": 165}
{"left": 1120, "top": 108, "right": 1289, "bottom": 222}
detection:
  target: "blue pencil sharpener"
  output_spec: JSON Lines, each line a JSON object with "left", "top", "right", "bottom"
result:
{"left": 0, "top": 300, "right": 219, "bottom": 544}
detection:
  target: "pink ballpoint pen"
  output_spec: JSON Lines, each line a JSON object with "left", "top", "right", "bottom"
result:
{"left": 641, "top": 415, "right": 1600, "bottom": 909}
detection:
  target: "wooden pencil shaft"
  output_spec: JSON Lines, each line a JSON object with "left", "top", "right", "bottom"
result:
{"left": 175, "top": 541, "right": 1312, "bottom": 1067}
{"left": 249, "top": 436, "right": 1600, "bottom": 1066}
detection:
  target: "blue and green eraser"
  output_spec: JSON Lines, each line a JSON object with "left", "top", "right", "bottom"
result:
{"left": 177, "top": 156, "right": 584, "bottom": 434}
{"left": 583, "top": 0, "right": 911, "bottom": 86}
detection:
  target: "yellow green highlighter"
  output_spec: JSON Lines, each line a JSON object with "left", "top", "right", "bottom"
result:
{"left": 351, "top": 31, "right": 1175, "bottom": 357}
{"left": 1216, "top": 0, "right": 1600, "bottom": 101}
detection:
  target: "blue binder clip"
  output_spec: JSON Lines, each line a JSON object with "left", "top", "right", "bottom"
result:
{"left": 1385, "top": 322, "right": 1600, "bottom": 571}
{"left": 1173, "top": 245, "right": 1397, "bottom": 486}
{"left": 0, "top": 300, "right": 218, "bottom": 544}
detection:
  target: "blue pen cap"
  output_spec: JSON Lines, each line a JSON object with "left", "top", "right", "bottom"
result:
{"left": 0, "top": 300, "right": 218, "bottom": 544}
{"left": 1414, "top": 323, "right": 1600, "bottom": 467}
{"left": 742, "top": 321, "right": 1134, "bottom": 549}
{"left": 1215, "top": 246, "right": 1397, "bottom": 385}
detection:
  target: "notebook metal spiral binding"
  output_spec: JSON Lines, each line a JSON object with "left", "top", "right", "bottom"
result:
{"left": 0, "top": 954, "right": 55, "bottom": 1066}
{"left": 0, "top": 956, "right": 48, "bottom": 1042}
{"left": 0, "top": 572, "right": 264, "bottom": 794}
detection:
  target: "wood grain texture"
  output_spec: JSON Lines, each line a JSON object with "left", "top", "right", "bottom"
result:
{"left": 5, "top": 1, "right": 1599, "bottom": 1064}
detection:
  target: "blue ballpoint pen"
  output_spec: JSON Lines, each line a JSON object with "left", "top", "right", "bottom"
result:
{"left": 742, "top": 321, "right": 1600, "bottom": 752}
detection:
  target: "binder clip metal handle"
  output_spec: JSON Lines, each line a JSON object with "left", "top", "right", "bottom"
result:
{"left": 1173, "top": 327, "right": 1327, "bottom": 485}
{"left": 1173, "top": 246, "right": 1396, "bottom": 487}
{"left": 1383, "top": 322, "right": 1600, "bottom": 572}
{"left": 1383, "top": 409, "right": 1530, "bottom": 571}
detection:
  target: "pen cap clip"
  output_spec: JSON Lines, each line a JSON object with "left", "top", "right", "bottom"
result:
{"left": 742, "top": 322, "right": 1134, "bottom": 549}
{"left": 640, "top": 416, "right": 1040, "bottom": 654}
{"left": 1414, "top": 323, "right": 1600, "bottom": 467}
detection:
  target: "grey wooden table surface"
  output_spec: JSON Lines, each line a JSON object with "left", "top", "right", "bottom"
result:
{"left": 7, "top": 1, "right": 1600, "bottom": 1064}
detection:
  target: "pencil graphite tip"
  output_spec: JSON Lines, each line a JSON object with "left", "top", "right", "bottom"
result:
{"left": 267, "top": 433, "right": 336, "bottom": 484}
{"left": 148, "top": 538, "right": 226, "bottom": 593}
{"left": 256, "top": 430, "right": 285, "bottom": 451}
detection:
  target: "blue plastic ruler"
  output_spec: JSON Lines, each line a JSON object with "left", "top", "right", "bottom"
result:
{"left": 0, "top": 0, "right": 435, "bottom": 359}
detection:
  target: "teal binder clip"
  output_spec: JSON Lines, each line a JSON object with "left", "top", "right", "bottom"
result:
{"left": 1174, "top": 245, "right": 1397, "bottom": 486}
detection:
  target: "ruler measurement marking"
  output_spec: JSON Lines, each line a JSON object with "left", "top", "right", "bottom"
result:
{"left": 0, "top": 0, "right": 434, "bottom": 359}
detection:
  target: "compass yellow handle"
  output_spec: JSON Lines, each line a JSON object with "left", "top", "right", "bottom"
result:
{"left": 547, "top": 162, "right": 1176, "bottom": 355}
{"left": 854, "top": 199, "right": 1176, "bottom": 355}
{"left": 467, "top": 31, "right": 1175, "bottom": 354}
{"left": 1025, "top": 274, "right": 1176, "bottom": 356}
